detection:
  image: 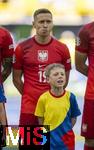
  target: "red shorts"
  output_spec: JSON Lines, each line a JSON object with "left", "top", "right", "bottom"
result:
{"left": 19, "top": 113, "right": 38, "bottom": 125}
{"left": 81, "top": 99, "right": 94, "bottom": 138}
{"left": 19, "top": 113, "right": 39, "bottom": 146}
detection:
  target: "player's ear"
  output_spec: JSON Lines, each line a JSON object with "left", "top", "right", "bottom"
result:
{"left": 32, "top": 21, "right": 36, "bottom": 28}
{"left": 32, "top": 21, "right": 35, "bottom": 28}
{"left": 32, "top": 21, "right": 34, "bottom": 27}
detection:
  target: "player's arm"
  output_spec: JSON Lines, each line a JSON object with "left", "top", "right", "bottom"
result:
{"left": 2, "top": 57, "right": 12, "bottom": 82}
{"left": 0, "top": 103, "right": 7, "bottom": 125}
{"left": 13, "top": 69, "right": 23, "bottom": 95}
{"left": 64, "top": 70, "right": 70, "bottom": 88}
{"left": 1, "top": 28, "right": 14, "bottom": 82}
{"left": 13, "top": 44, "right": 23, "bottom": 95}
{"left": 62, "top": 44, "right": 71, "bottom": 88}
{"left": 71, "top": 117, "right": 77, "bottom": 128}
{"left": 0, "top": 103, "right": 7, "bottom": 147}
{"left": 75, "top": 51, "right": 88, "bottom": 76}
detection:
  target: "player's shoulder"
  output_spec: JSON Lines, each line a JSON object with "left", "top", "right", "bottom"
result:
{"left": 0, "top": 27, "right": 8, "bottom": 33}
{"left": 79, "top": 22, "right": 94, "bottom": 34}
{"left": 53, "top": 36, "right": 66, "bottom": 46}
{"left": 0, "top": 27, "right": 10, "bottom": 36}
{"left": 18, "top": 36, "right": 32, "bottom": 45}
{"left": 17, "top": 36, "right": 34, "bottom": 50}
{"left": 52, "top": 36, "right": 68, "bottom": 50}
{"left": 84, "top": 22, "right": 94, "bottom": 28}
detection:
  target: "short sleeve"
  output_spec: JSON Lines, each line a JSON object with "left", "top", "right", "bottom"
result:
{"left": 34, "top": 95, "right": 45, "bottom": 117}
{"left": 75, "top": 26, "right": 89, "bottom": 54}
{"left": 70, "top": 93, "right": 81, "bottom": 118}
{"left": 62, "top": 44, "right": 71, "bottom": 71}
{"left": 1, "top": 28, "right": 14, "bottom": 58}
{"left": 13, "top": 44, "right": 23, "bottom": 70}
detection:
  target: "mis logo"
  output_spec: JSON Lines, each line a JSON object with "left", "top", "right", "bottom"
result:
{"left": 0, "top": 125, "right": 50, "bottom": 150}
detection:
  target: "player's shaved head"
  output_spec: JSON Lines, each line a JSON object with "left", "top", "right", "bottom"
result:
{"left": 33, "top": 8, "right": 52, "bottom": 20}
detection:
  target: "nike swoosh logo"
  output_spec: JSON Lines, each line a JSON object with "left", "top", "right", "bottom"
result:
{"left": 39, "top": 64, "right": 46, "bottom": 68}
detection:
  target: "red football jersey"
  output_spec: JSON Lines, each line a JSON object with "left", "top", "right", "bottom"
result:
{"left": 13, "top": 36, "right": 71, "bottom": 113}
{"left": 0, "top": 27, "right": 14, "bottom": 83}
{"left": 75, "top": 22, "right": 94, "bottom": 99}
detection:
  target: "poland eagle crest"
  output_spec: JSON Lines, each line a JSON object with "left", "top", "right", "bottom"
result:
{"left": 38, "top": 50, "right": 48, "bottom": 62}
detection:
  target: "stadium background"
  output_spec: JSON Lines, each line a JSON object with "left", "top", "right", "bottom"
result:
{"left": 0, "top": 0, "right": 94, "bottom": 149}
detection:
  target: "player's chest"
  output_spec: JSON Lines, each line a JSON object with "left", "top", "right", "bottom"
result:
{"left": 23, "top": 47, "right": 63, "bottom": 65}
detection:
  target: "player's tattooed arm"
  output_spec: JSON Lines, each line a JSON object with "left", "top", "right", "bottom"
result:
{"left": 63, "top": 70, "right": 70, "bottom": 88}
{"left": 0, "top": 103, "right": 7, "bottom": 125}
{"left": 13, "top": 69, "right": 23, "bottom": 95}
{"left": 2, "top": 57, "right": 13, "bottom": 82}
{"left": 75, "top": 51, "right": 88, "bottom": 76}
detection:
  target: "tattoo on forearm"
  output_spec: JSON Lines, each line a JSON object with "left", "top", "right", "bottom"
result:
{"left": 2, "top": 57, "right": 13, "bottom": 82}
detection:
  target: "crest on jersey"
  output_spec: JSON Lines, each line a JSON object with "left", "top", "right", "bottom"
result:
{"left": 13, "top": 53, "right": 16, "bottom": 63}
{"left": 82, "top": 123, "right": 87, "bottom": 132}
{"left": 76, "top": 37, "right": 81, "bottom": 46}
{"left": 9, "top": 44, "right": 14, "bottom": 49}
{"left": 38, "top": 50, "right": 48, "bottom": 62}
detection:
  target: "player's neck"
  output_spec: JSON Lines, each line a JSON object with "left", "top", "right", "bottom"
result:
{"left": 35, "top": 35, "right": 51, "bottom": 44}
{"left": 50, "top": 87, "right": 64, "bottom": 97}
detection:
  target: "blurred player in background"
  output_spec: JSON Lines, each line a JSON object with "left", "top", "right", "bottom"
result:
{"left": 59, "top": 30, "right": 75, "bottom": 65}
{"left": 35, "top": 63, "right": 81, "bottom": 150}
{"left": 13, "top": 8, "right": 71, "bottom": 126}
{"left": 75, "top": 22, "right": 94, "bottom": 150}
{"left": 0, "top": 27, "right": 14, "bottom": 148}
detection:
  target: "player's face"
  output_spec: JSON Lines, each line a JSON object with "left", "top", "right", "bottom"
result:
{"left": 48, "top": 67, "right": 66, "bottom": 88}
{"left": 33, "top": 13, "right": 53, "bottom": 37}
